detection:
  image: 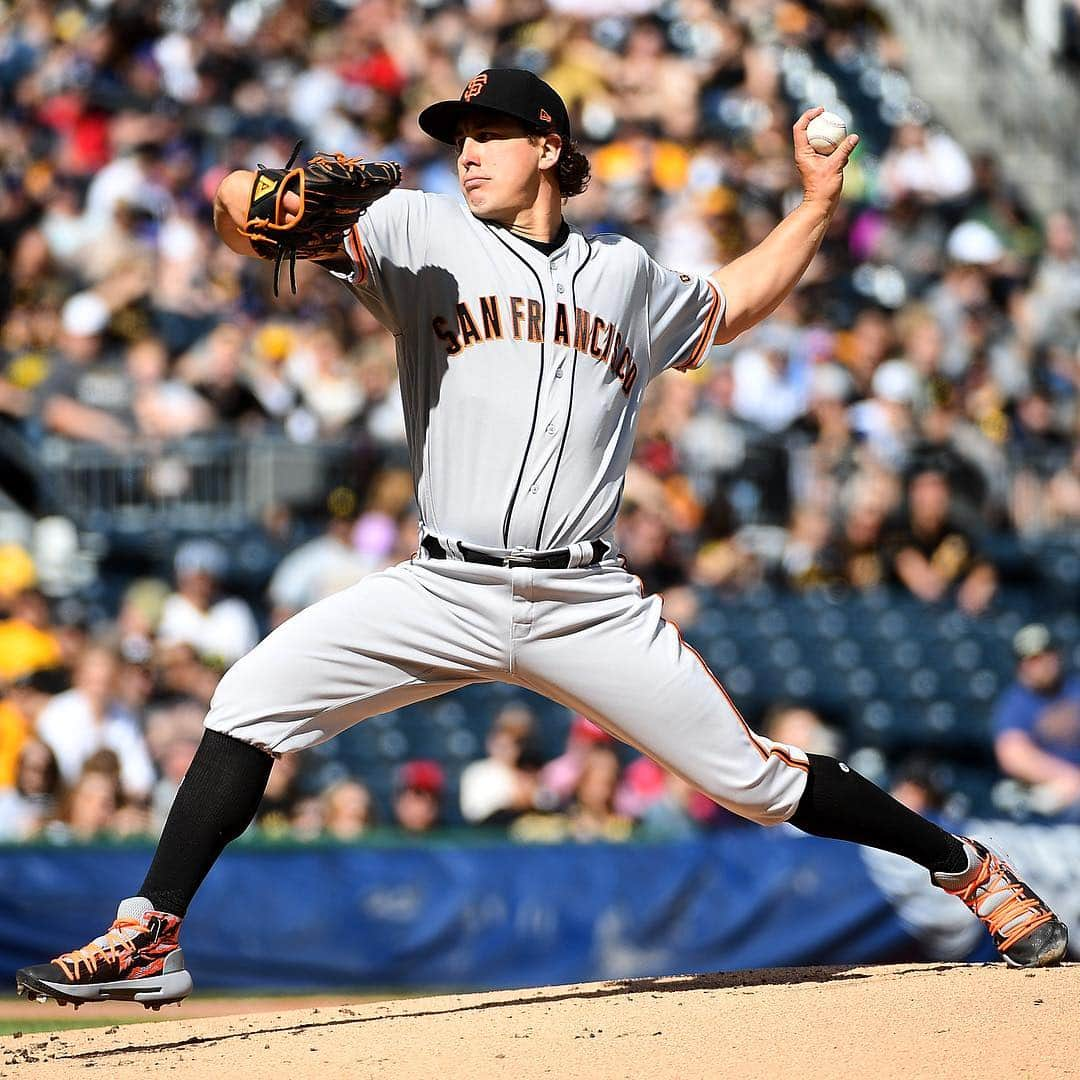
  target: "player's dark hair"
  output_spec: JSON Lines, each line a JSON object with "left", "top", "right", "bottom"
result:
{"left": 556, "top": 140, "right": 591, "bottom": 198}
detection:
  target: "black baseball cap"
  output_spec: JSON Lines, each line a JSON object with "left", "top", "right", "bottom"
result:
{"left": 418, "top": 68, "right": 571, "bottom": 146}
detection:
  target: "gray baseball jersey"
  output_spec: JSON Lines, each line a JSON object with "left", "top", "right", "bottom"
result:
{"left": 332, "top": 189, "right": 723, "bottom": 551}
{"left": 207, "top": 187, "right": 810, "bottom": 828}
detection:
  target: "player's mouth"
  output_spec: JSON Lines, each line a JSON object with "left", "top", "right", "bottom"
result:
{"left": 464, "top": 177, "right": 489, "bottom": 191}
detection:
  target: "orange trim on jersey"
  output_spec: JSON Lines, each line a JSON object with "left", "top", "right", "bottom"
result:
{"left": 626, "top": 567, "right": 808, "bottom": 775}
{"left": 348, "top": 223, "right": 371, "bottom": 285}
{"left": 676, "top": 279, "right": 722, "bottom": 372}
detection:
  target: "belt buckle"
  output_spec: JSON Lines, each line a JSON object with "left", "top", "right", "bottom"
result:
{"left": 504, "top": 547, "right": 532, "bottom": 568}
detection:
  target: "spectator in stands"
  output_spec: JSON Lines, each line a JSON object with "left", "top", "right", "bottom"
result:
{"left": 761, "top": 704, "right": 843, "bottom": 758}
{"left": 256, "top": 754, "right": 303, "bottom": 837}
{"left": 35, "top": 644, "right": 154, "bottom": 802}
{"left": 323, "top": 778, "right": 376, "bottom": 841}
{"left": 289, "top": 795, "right": 326, "bottom": 842}
{"left": 537, "top": 714, "right": 612, "bottom": 808}
{"left": 266, "top": 488, "right": 373, "bottom": 627}
{"left": 818, "top": 494, "right": 890, "bottom": 590}
{"left": 459, "top": 705, "right": 540, "bottom": 826}
{"left": 284, "top": 326, "right": 365, "bottom": 435}
{"left": 0, "top": 584, "right": 62, "bottom": 683}
{"left": 1029, "top": 211, "right": 1080, "bottom": 348}
{"left": 53, "top": 752, "right": 125, "bottom": 842}
{"left": 0, "top": 667, "right": 67, "bottom": 789}
{"left": 392, "top": 760, "right": 445, "bottom": 834}
{"left": 888, "top": 468, "right": 997, "bottom": 614}
{"left": 125, "top": 335, "right": 214, "bottom": 440}
{"left": 158, "top": 539, "right": 259, "bottom": 668}
{"left": 0, "top": 738, "right": 62, "bottom": 841}
{"left": 1008, "top": 387, "right": 1077, "bottom": 536}
{"left": 879, "top": 121, "right": 973, "bottom": 206}
{"left": 993, "top": 624, "right": 1080, "bottom": 817}
{"left": 31, "top": 293, "right": 131, "bottom": 447}
{"left": 889, "top": 755, "right": 950, "bottom": 818}
{"left": 149, "top": 733, "right": 200, "bottom": 835}
{"left": 514, "top": 745, "right": 632, "bottom": 843}
{"left": 617, "top": 756, "right": 724, "bottom": 837}
{"left": 177, "top": 325, "right": 270, "bottom": 433}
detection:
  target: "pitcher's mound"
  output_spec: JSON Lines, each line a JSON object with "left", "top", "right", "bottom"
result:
{"left": 4, "top": 963, "right": 1075, "bottom": 1079}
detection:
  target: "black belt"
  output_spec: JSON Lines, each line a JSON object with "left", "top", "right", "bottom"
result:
{"left": 421, "top": 536, "right": 606, "bottom": 569}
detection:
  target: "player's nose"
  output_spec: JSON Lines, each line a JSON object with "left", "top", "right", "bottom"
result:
{"left": 458, "top": 136, "right": 482, "bottom": 164}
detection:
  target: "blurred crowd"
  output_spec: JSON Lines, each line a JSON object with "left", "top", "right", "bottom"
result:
{"left": 1, "top": 0, "right": 1079, "bottom": 843}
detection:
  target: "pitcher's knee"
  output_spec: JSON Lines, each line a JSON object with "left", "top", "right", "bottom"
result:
{"left": 697, "top": 759, "right": 809, "bottom": 827}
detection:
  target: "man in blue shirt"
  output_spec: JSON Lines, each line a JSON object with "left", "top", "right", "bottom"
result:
{"left": 994, "top": 623, "right": 1080, "bottom": 815}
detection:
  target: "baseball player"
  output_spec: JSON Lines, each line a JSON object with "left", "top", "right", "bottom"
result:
{"left": 17, "top": 69, "right": 1066, "bottom": 1008}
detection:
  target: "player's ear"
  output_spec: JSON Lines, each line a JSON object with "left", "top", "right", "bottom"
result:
{"left": 538, "top": 133, "right": 562, "bottom": 171}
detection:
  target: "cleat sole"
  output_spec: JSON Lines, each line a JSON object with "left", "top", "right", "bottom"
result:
{"left": 15, "top": 968, "right": 192, "bottom": 1007}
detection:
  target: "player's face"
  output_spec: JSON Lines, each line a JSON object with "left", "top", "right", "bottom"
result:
{"left": 454, "top": 116, "right": 549, "bottom": 219}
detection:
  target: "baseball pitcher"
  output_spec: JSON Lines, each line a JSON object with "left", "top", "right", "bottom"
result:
{"left": 17, "top": 69, "right": 1066, "bottom": 1008}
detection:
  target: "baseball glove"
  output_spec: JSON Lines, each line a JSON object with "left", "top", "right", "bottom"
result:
{"left": 239, "top": 141, "right": 402, "bottom": 296}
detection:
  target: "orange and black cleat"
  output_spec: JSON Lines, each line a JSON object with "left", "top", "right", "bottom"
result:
{"left": 934, "top": 837, "right": 1069, "bottom": 968}
{"left": 15, "top": 898, "right": 191, "bottom": 1009}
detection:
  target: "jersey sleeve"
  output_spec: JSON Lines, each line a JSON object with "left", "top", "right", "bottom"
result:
{"left": 644, "top": 255, "right": 725, "bottom": 378}
{"left": 326, "top": 188, "right": 432, "bottom": 333}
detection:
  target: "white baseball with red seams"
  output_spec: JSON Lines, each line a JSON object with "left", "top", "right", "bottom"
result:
{"left": 806, "top": 111, "right": 848, "bottom": 155}
{"left": 205, "top": 189, "right": 810, "bottom": 824}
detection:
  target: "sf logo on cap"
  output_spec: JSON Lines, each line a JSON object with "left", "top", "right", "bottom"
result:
{"left": 463, "top": 74, "right": 488, "bottom": 101}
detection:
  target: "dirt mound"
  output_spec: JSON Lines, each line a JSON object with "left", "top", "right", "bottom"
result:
{"left": 2, "top": 963, "right": 1074, "bottom": 1079}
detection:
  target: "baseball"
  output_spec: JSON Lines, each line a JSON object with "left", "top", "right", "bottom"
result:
{"left": 806, "top": 111, "right": 847, "bottom": 155}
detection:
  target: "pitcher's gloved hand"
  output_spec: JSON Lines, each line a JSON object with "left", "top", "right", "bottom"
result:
{"left": 239, "top": 141, "right": 402, "bottom": 295}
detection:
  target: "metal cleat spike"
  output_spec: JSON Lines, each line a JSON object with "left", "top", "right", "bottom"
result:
{"left": 36, "top": 995, "right": 49, "bottom": 1004}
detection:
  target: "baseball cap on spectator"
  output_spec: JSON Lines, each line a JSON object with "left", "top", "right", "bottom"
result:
{"left": 872, "top": 359, "right": 919, "bottom": 404}
{"left": 810, "top": 362, "right": 852, "bottom": 403}
{"left": 174, "top": 539, "right": 228, "bottom": 579}
{"left": 396, "top": 759, "right": 445, "bottom": 796}
{"left": 0, "top": 544, "right": 36, "bottom": 600}
{"left": 60, "top": 292, "right": 110, "bottom": 337}
{"left": 946, "top": 221, "right": 1004, "bottom": 265}
{"left": 418, "top": 68, "right": 571, "bottom": 146}
{"left": 569, "top": 714, "right": 610, "bottom": 744}
{"left": 1013, "top": 623, "right": 1055, "bottom": 660}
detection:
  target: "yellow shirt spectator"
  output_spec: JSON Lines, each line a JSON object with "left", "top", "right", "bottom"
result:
{"left": 0, "top": 700, "right": 29, "bottom": 788}
{"left": 0, "top": 619, "right": 63, "bottom": 682}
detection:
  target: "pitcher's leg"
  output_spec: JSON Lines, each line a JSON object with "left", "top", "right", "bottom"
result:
{"left": 205, "top": 560, "right": 500, "bottom": 753}
{"left": 518, "top": 572, "right": 810, "bottom": 825}
{"left": 148, "top": 562, "right": 496, "bottom": 916}
{"left": 15, "top": 561, "right": 509, "bottom": 1007}
{"left": 520, "top": 568, "right": 959, "bottom": 846}
{"left": 139, "top": 728, "right": 272, "bottom": 917}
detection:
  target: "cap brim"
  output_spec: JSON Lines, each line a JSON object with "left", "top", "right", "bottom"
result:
{"left": 417, "top": 100, "right": 547, "bottom": 145}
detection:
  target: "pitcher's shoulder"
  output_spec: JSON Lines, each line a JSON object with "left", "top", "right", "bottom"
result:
{"left": 577, "top": 229, "right": 649, "bottom": 265}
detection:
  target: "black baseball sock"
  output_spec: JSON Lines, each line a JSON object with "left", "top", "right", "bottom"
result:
{"left": 788, "top": 754, "right": 969, "bottom": 875}
{"left": 139, "top": 728, "right": 274, "bottom": 917}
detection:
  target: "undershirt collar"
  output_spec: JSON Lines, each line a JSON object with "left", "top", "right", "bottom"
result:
{"left": 497, "top": 220, "right": 571, "bottom": 256}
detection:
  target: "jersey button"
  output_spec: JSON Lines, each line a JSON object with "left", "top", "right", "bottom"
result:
{"left": 556, "top": 284, "right": 565, "bottom": 294}
{"left": 545, "top": 423, "right": 556, "bottom": 436}
{"left": 529, "top": 484, "right": 539, "bottom": 494}
{"left": 554, "top": 367, "right": 564, "bottom": 378}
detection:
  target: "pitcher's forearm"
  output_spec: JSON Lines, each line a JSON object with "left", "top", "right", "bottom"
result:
{"left": 709, "top": 198, "right": 831, "bottom": 344}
